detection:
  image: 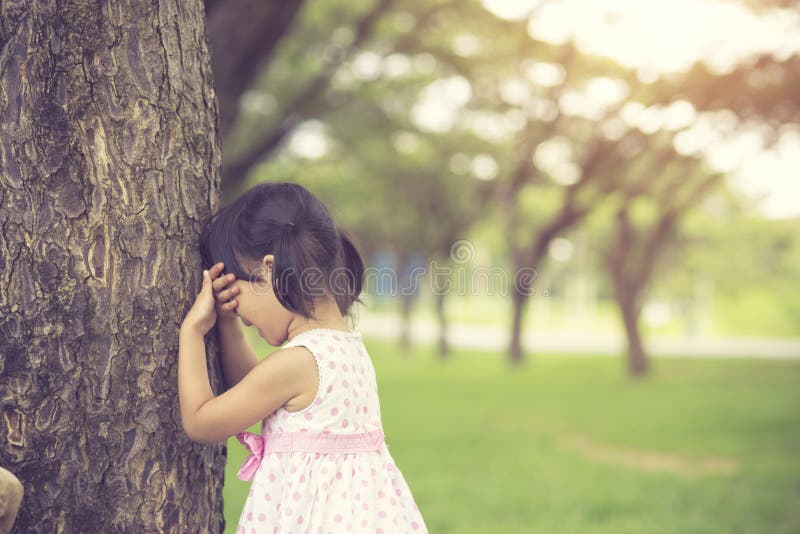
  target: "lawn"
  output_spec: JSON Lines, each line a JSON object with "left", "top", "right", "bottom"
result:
{"left": 222, "top": 337, "right": 800, "bottom": 533}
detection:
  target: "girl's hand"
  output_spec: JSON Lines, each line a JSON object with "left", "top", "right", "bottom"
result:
{"left": 209, "top": 262, "right": 240, "bottom": 323}
{"left": 182, "top": 268, "right": 218, "bottom": 336}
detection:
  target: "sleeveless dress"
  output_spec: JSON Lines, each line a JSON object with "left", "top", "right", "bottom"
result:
{"left": 234, "top": 328, "right": 429, "bottom": 534}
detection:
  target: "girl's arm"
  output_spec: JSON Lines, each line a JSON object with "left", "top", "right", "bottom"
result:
{"left": 178, "top": 324, "right": 214, "bottom": 434}
{"left": 216, "top": 316, "right": 259, "bottom": 389}
{"left": 178, "top": 322, "right": 310, "bottom": 443}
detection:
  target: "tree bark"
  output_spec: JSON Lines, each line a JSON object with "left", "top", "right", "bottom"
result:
{"left": 0, "top": 1, "right": 225, "bottom": 532}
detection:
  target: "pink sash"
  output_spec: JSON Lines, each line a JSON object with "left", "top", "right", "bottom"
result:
{"left": 235, "top": 429, "right": 386, "bottom": 481}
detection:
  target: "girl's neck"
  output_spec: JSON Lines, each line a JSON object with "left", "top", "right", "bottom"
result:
{"left": 286, "top": 298, "right": 350, "bottom": 341}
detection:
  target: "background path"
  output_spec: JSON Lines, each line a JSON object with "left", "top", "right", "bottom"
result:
{"left": 356, "top": 312, "right": 800, "bottom": 359}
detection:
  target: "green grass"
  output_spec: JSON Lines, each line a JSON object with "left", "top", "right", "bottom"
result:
{"left": 223, "top": 338, "right": 800, "bottom": 533}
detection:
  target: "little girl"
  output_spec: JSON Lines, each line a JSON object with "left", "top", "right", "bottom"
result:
{"left": 178, "top": 182, "right": 429, "bottom": 533}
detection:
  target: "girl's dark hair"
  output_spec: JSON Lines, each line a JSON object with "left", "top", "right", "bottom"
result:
{"left": 199, "top": 182, "right": 365, "bottom": 320}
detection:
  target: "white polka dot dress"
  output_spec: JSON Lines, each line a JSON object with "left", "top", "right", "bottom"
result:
{"left": 235, "top": 328, "right": 429, "bottom": 534}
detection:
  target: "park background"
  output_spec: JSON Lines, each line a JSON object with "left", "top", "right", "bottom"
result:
{"left": 1, "top": 0, "right": 799, "bottom": 532}
{"left": 219, "top": 0, "right": 800, "bottom": 532}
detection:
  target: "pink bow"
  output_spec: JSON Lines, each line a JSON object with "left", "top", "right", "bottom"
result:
{"left": 235, "top": 431, "right": 265, "bottom": 481}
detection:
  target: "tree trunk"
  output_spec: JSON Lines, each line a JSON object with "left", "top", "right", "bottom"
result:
{"left": 395, "top": 250, "right": 411, "bottom": 351}
{"left": 508, "top": 249, "right": 532, "bottom": 365}
{"left": 617, "top": 292, "right": 649, "bottom": 377}
{"left": 399, "top": 292, "right": 414, "bottom": 352}
{"left": 509, "top": 288, "right": 526, "bottom": 365}
{"left": 0, "top": 1, "right": 226, "bottom": 532}
{"left": 434, "top": 291, "right": 449, "bottom": 358}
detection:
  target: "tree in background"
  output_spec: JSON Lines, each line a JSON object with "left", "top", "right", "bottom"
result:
{"left": 205, "top": 0, "right": 306, "bottom": 141}
{"left": 204, "top": 0, "right": 800, "bottom": 373}
{"left": 0, "top": 1, "right": 225, "bottom": 530}
{"left": 601, "top": 145, "right": 724, "bottom": 376}
{"left": 211, "top": 0, "right": 403, "bottom": 204}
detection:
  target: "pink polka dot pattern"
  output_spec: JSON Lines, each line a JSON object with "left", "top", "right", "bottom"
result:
{"left": 236, "top": 328, "right": 429, "bottom": 533}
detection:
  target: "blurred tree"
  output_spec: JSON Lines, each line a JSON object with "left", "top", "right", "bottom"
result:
{"left": 206, "top": 0, "right": 307, "bottom": 140}
{"left": 494, "top": 3, "right": 800, "bottom": 370}
{"left": 447, "top": 27, "right": 647, "bottom": 364}
{"left": 213, "top": 0, "right": 402, "bottom": 204}
{"left": 248, "top": 76, "right": 485, "bottom": 355}
{"left": 0, "top": 1, "right": 225, "bottom": 531}
{"left": 233, "top": 0, "right": 492, "bottom": 354}
{"left": 210, "top": 0, "right": 800, "bottom": 371}
{"left": 601, "top": 144, "right": 724, "bottom": 376}
{"left": 649, "top": 54, "right": 800, "bottom": 128}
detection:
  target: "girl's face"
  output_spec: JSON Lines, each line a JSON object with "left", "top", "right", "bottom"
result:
{"left": 231, "top": 254, "right": 294, "bottom": 346}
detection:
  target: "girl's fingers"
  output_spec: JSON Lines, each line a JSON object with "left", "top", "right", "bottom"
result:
{"left": 217, "top": 286, "right": 239, "bottom": 301}
{"left": 212, "top": 273, "right": 236, "bottom": 292}
{"left": 224, "top": 299, "right": 237, "bottom": 310}
{"left": 209, "top": 262, "right": 225, "bottom": 279}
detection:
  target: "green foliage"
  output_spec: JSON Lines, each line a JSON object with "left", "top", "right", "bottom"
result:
{"left": 223, "top": 0, "right": 799, "bottom": 339}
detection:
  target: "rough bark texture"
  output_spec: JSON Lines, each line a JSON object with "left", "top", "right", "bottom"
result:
{"left": 0, "top": 1, "right": 226, "bottom": 532}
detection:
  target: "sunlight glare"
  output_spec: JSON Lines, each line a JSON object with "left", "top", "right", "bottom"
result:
{"left": 523, "top": 60, "right": 566, "bottom": 87}
{"left": 549, "top": 237, "right": 574, "bottom": 262}
{"left": 534, "top": 136, "right": 573, "bottom": 173}
{"left": 287, "top": 120, "right": 329, "bottom": 160}
{"left": 464, "top": 110, "right": 523, "bottom": 143}
{"left": 452, "top": 33, "right": 483, "bottom": 57}
{"left": 412, "top": 76, "right": 473, "bottom": 133}
{"left": 472, "top": 154, "right": 500, "bottom": 180}
{"left": 731, "top": 127, "right": 800, "bottom": 219}
{"left": 520, "top": 0, "right": 800, "bottom": 75}
{"left": 499, "top": 78, "right": 530, "bottom": 106}
{"left": 383, "top": 54, "right": 413, "bottom": 78}
{"left": 662, "top": 100, "right": 697, "bottom": 132}
{"left": 585, "top": 77, "right": 629, "bottom": 110}
{"left": 482, "top": 0, "right": 541, "bottom": 21}
{"left": 351, "top": 51, "right": 383, "bottom": 81}
{"left": 559, "top": 90, "right": 604, "bottom": 120}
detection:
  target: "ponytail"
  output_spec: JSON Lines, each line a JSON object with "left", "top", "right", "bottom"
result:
{"left": 334, "top": 226, "right": 365, "bottom": 317}
{"left": 271, "top": 221, "right": 308, "bottom": 317}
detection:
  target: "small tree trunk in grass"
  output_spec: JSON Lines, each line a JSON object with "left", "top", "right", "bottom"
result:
{"left": 618, "top": 292, "right": 649, "bottom": 377}
{"left": 399, "top": 291, "right": 414, "bottom": 351}
{"left": 509, "top": 288, "right": 526, "bottom": 365}
{"left": 434, "top": 291, "right": 449, "bottom": 358}
{"left": 0, "top": 0, "right": 226, "bottom": 531}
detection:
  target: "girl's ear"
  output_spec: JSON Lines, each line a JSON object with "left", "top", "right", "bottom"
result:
{"left": 261, "top": 254, "right": 274, "bottom": 272}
